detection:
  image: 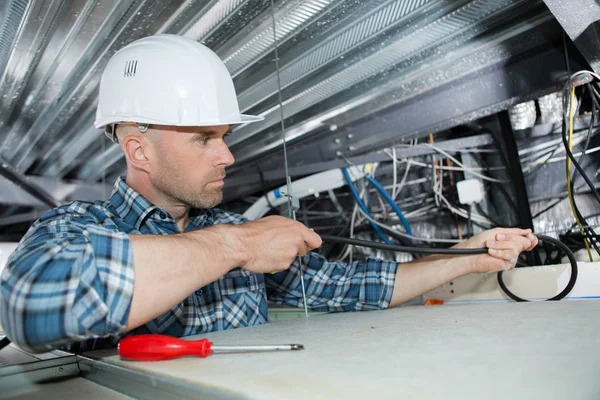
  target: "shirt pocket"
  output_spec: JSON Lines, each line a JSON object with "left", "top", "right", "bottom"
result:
{"left": 218, "top": 269, "right": 268, "bottom": 329}
{"left": 219, "top": 269, "right": 265, "bottom": 295}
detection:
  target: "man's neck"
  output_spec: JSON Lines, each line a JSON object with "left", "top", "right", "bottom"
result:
{"left": 125, "top": 176, "right": 190, "bottom": 232}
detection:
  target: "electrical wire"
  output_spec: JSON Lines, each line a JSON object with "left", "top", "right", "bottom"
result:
{"left": 567, "top": 87, "right": 594, "bottom": 260}
{"left": 391, "top": 147, "right": 398, "bottom": 200}
{"left": 423, "top": 143, "right": 510, "bottom": 183}
{"left": 322, "top": 233, "right": 578, "bottom": 303}
{"left": 562, "top": 73, "right": 600, "bottom": 257}
{"left": 567, "top": 87, "right": 594, "bottom": 262}
{"left": 366, "top": 174, "right": 412, "bottom": 236}
{"left": 497, "top": 234, "right": 578, "bottom": 302}
{"left": 353, "top": 204, "right": 462, "bottom": 243}
{"left": 563, "top": 73, "right": 600, "bottom": 206}
{"left": 342, "top": 167, "right": 393, "bottom": 245}
{"left": 320, "top": 234, "right": 486, "bottom": 255}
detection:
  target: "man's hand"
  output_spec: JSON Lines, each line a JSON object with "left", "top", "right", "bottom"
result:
{"left": 233, "top": 216, "right": 322, "bottom": 274}
{"left": 454, "top": 228, "right": 538, "bottom": 273}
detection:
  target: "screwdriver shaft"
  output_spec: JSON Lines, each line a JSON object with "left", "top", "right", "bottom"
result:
{"left": 212, "top": 344, "right": 304, "bottom": 354}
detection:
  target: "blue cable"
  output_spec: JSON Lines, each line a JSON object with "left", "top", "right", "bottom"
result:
{"left": 341, "top": 168, "right": 393, "bottom": 245}
{"left": 366, "top": 175, "right": 413, "bottom": 236}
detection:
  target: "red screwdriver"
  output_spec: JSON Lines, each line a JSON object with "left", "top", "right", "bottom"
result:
{"left": 118, "top": 334, "right": 304, "bottom": 361}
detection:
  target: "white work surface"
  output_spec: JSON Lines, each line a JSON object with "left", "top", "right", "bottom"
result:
{"left": 89, "top": 301, "right": 600, "bottom": 400}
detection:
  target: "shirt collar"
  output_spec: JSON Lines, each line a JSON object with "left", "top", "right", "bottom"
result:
{"left": 109, "top": 177, "right": 212, "bottom": 230}
{"left": 109, "top": 177, "right": 161, "bottom": 231}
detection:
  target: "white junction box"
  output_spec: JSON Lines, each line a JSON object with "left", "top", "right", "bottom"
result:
{"left": 456, "top": 179, "right": 485, "bottom": 204}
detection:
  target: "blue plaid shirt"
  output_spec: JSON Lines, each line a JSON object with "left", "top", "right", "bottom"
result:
{"left": 1, "top": 177, "right": 398, "bottom": 353}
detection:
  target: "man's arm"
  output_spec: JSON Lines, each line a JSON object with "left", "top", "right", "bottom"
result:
{"left": 390, "top": 228, "right": 538, "bottom": 306}
{"left": 127, "top": 215, "right": 322, "bottom": 330}
{"left": 1, "top": 212, "right": 320, "bottom": 352}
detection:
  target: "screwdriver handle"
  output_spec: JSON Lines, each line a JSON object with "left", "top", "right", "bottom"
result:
{"left": 119, "top": 334, "right": 213, "bottom": 361}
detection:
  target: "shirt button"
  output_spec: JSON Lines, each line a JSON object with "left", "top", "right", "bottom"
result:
{"left": 245, "top": 279, "right": 251, "bottom": 288}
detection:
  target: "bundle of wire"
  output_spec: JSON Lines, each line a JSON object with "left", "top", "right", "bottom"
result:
{"left": 562, "top": 71, "right": 600, "bottom": 261}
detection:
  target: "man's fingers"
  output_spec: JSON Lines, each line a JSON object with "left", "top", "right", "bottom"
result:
{"left": 297, "top": 242, "right": 309, "bottom": 257}
{"left": 493, "top": 233, "right": 533, "bottom": 251}
{"left": 495, "top": 228, "right": 532, "bottom": 236}
{"left": 303, "top": 229, "right": 322, "bottom": 250}
{"left": 526, "top": 233, "right": 538, "bottom": 250}
{"left": 488, "top": 247, "right": 519, "bottom": 264}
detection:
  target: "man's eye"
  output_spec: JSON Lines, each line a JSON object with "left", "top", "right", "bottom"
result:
{"left": 197, "top": 137, "right": 208, "bottom": 145}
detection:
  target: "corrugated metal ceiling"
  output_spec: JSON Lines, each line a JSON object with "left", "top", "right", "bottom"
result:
{"left": 0, "top": 0, "right": 570, "bottom": 209}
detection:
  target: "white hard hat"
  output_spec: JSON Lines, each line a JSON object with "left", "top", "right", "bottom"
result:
{"left": 94, "top": 34, "right": 262, "bottom": 131}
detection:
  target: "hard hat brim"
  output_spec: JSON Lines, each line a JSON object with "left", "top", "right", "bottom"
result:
{"left": 94, "top": 114, "right": 264, "bottom": 129}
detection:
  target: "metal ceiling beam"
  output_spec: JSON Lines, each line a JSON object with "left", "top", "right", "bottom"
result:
{"left": 0, "top": 173, "right": 111, "bottom": 207}
{"left": 224, "top": 133, "right": 493, "bottom": 187}
{"left": 543, "top": 0, "right": 600, "bottom": 74}
{"left": 0, "top": 156, "right": 59, "bottom": 207}
{"left": 0, "top": 210, "right": 46, "bottom": 227}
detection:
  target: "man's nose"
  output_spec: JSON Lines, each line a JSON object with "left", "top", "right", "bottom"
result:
{"left": 213, "top": 140, "right": 235, "bottom": 167}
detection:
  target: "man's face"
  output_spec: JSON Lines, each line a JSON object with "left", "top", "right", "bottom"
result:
{"left": 148, "top": 124, "right": 235, "bottom": 209}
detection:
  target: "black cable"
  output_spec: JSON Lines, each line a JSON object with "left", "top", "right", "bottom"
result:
{"left": 322, "top": 233, "right": 578, "bottom": 301}
{"left": 467, "top": 204, "right": 473, "bottom": 238}
{"left": 569, "top": 179, "right": 600, "bottom": 256}
{"left": 569, "top": 213, "right": 600, "bottom": 229}
{"left": 497, "top": 234, "right": 578, "bottom": 302}
{"left": 570, "top": 94, "right": 599, "bottom": 255}
{"left": 531, "top": 197, "right": 565, "bottom": 219}
{"left": 0, "top": 337, "right": 10, "bottom": 351}
{"left": 563, "top": 84, "right": 600, "bottom": 256}
{"left": 530, "top": 181, "right": 595, "bottom": 220}
{"left": 349, "top": 223, "right": 421, "bottom": 259}
{"left": 559, "top": 33, "right": 600, "bottom": 256}
{"left": 583, "top": 84, "right": 597, "bottom": 159}
{"left": 320, "top": 234, "right": 487, "bottom": 255}
{"left": 563, "top": 83, "right": 600, "bottom": 207}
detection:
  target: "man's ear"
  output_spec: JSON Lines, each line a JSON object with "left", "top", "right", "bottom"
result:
{"left": 121, "top": 135, "right": 152, "bottom": 173}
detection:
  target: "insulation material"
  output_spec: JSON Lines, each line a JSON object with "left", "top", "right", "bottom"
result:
{"left": 532, "top": 194, "right": 600, "bottom": 238}
{"left": 538, "top": 91, "right": 564, "bottom": 125}
{"left": 508, "top": 100, "right": 537, "bottom": 130}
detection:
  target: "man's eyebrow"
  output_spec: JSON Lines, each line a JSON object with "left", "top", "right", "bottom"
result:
{"left": 196, "top": 129, "right": 232, "bottom": 136}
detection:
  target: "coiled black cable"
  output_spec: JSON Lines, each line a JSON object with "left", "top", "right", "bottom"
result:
{"left": 497, "top": 234, "right": 578, "bottom": 302}
{"left": 322, "top": 233, "right": 578, "bottom": 302}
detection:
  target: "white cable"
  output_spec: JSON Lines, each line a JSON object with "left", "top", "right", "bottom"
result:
{"left": 571, "top": 70, "right": 600, "bottom": 82}
{"left": 355, "top": 207, "right": 462, "bottom": 244}
{"left": 423, "top": 143, "right": 509, "bottom": 183}
{"left": 524, "top": 145, "right": 600, "bottom": 167}
{"left": 385, "top": 150, "right": 505, "bottom": 172}
{"left": 397, "top": 160, "right": 411, "bottom": 200}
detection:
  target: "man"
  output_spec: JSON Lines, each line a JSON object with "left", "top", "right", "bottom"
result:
{"left": 0, "top": 35, "right": 537, "bottom": 353}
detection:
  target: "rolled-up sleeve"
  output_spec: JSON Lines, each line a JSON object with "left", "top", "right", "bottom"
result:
{"left": 0, "top": 209, "right": 134, "bottom": 353}
{"left": 265, "top": 252, "right": 398, "bottom": 312}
